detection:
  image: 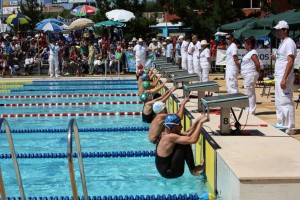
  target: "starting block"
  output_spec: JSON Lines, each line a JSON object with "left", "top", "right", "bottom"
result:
{"left": 201, "top": 93, "right": 249, "bottom": 134}
{"left": 172, "top": 73, "right": 200, "bottom": 88}
{"left": 183, "top": 81, "right": 219, "bottom": 111}
{"left": 158, "top": 65, "right": 179, "bottom": 73}
{"left": 164, "top": 69, "right": 189, "bottom": 82}
{"left": 156, "top": 62, "right": 174, "bottom": 69}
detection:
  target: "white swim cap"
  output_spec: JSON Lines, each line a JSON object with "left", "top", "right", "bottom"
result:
{"left": 153, "top": 101, "right": 166, "bottom": 114}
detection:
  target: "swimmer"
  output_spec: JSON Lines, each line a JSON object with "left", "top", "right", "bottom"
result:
{"left": 138, "top": 73, "right": 163, "bottom": 96}
{"left": 155, "top": 114, "right": 207, "bottom": 178}
{"left": 141, "top": 87, "right": 174, "bottom": 123}
{"left": 149, "top": 97, "right": 189, "bottom": 143}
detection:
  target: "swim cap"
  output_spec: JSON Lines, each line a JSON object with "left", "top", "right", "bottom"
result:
{"left": 142, "top": 73, "right": 149, "bottom": 81}
{"left": 140, "top": 93, "right": 148, "bottom": 102}
{"left": 164, "top": 114, "right": 181, "bottom": 130}
{"left": 136, "top": 69, "right": 144, "bottom": 76}
{"left": 137, "top": 63, "right": 143, "bottom": 69}
{"left": 153, "top": 101, "right": 166, "bottom": 114}
{"left": 142, "top": 81, "right": 151, "bottom": 90}
{"left": 93, "top": 43, "right": 98, "bottom": 47}
{"left": 144, "top": 69, "right": 149, "bottom": 74}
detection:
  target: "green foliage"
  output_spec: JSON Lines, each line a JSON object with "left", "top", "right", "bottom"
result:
{"left": 19, "top": 0, "right": 44, "bottom": 31}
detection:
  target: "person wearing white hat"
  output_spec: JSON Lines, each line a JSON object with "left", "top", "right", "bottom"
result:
{"left": 199, "top": 40, "right": 211, "bottom": 82}
{"left": 133, "top": 38, "right": 148, "bottom": 73}
{"left": 165, "top": 37, "right": 173, "bottom": 63}
{"left": 225, "top": 33, "right": 240, "bottom": 94}
{"left": 46, "top": 36, "right": 60, "bottom": 78}
{"left": 271, "top": 20, "right": 297, "bottom": 135}
{"left": 149, "top": 96, "right": 189, "bottom": 144}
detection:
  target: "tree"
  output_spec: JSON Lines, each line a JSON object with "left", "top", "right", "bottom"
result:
{"left": 19, "top": 0, "right": 44, "bottom": 31}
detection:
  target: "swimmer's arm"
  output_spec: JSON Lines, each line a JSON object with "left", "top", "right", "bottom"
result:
{"left": 176, "top": 97, "right": 189, "bottom": 119}
{"left": 148, "top": 80, "right": 167, "bottom": 94}
{"left": 150, "top": 74, "right": 163, "bottom": 87}
{"left": 168, "top": 121, "right": 203, "bottom": 144}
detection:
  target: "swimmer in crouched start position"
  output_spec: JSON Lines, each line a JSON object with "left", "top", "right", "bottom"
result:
{"left": 155, "top": 114, "right": 207, "bottom": 178}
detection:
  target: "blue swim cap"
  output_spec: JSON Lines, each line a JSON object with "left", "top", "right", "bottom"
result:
{"left": 142, "top": 73, "right": 149, "bottom": 81}
{"left": 164, "top": 114, "right": 181, "bottom": 130}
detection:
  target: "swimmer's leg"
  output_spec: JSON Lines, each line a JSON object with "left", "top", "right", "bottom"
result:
{"left": 183, "top": 144, "right": 204, "bottom": 176}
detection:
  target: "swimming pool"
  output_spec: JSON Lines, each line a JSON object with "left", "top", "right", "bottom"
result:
{"left": 0, "top": 79, "right": 207, "bottom": 198}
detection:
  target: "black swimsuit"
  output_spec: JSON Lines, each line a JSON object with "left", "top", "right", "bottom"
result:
{"left": 155, "top": 136, "right": 196, "bottom": 179}
{"left": 142, "top": 104, "right": 156, "bottom": 123}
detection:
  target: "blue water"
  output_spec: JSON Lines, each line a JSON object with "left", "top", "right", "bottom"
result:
{"left": 0, "top": 79, "right": 207, "bottom": 198}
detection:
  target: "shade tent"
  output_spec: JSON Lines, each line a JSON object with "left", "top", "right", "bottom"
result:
{"left": 220, "top": 17, "right": 258, "bottom": 31}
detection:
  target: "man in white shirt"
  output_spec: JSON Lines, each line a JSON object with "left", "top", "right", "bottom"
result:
{"left": 192, "top": 35, "right": 201, "bottom": 77}
{"left": 47, "top": 37, "right": 60, "bottom": 78}
{"left": 272, "top": 20, "right": 297, "bottom": 135}
{"left": 225, "top": 34, "right": 240, "bottom": 93}
{"left": 180, "top": 36, "right": 188, "bottom": 70}
{"left": 133, "top": 38, "right": 148, "bottom": 72}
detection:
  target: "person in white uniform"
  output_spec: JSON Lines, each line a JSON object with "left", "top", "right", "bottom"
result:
{"left": 133, "top": 38, "right": 148, "bottom": 72}
{"left": 187, "top": 36, "right": 194, "bottom": 74}
{"left": 240, "top": 36, "right": 261, "bottom": 115}
{"left": 180, "top": 36, "right": 188, "bottom": 70}
{"left": 47, "top": 37, "right": 60, "bottom": 78}
{"left": 272, "top": 20, "right": 297, "bottom": 135}
{"left": 166, "top": 37, "right": 173, "bottom": 63}
{"left": 199, "top": 40, "right": 211, "bottom": 82}
{"left": 192, "top": 35, "right": 201, "bottom": 78}
{"left": 225, "top": 34, "right": 240, "bottom": 93}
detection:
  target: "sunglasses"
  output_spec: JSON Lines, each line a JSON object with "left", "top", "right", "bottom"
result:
{"left": 226, "top": 37, "right": 231, "bottom": 40}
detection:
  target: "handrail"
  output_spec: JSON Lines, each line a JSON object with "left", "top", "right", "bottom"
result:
{"left": 67, "top": 119, "right": 88, "bottom": 200}
{"left": 0, "top": 118, "right": 26, "bottom": 200}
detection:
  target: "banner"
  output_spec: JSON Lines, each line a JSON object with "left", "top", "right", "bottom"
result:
{"left": 52, "top": 0, "right": 68, "bottom": 4}
{"left": 216, "top": 48, "right": 300, "bottom": 69}
{"left": 3, "top": 6, "right": 18, "bottom": 14}
{"left": 68, "top": 0, "right": 87, "bottom": 3}
{"left": 125, "top": 51, "right": 136, "bottom": 73}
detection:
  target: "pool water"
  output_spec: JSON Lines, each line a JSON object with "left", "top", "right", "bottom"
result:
{"left": 0, "top": 79, "right": 207, "bottom": 198}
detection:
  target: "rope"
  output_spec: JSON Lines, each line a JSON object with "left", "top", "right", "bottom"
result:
{"left": 0, "top": 150, "right": 156, "bottom": 159}
{"left": 23, "top": 83, "right": 137, "bottom": 86}
{"left": 0, "top": 111, "right": 142, "bottom": 118}
{"left": 0, "top": 126, "right": 149, "bottom": 133}
{"left": 0, "top": 93, "right": 138, "bottom": 99}
{"left": 9, "top": 88, "right": 137, "bottom": 92}
{"left": 3, "top": 101, "right": 143, "bottom": 107}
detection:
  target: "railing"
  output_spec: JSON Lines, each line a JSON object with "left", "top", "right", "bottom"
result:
{"left": 67, "top": 119, "right": 88, "bottom": 200}
{"left": 0, "top": 118, "right": 26, "bottom": 200}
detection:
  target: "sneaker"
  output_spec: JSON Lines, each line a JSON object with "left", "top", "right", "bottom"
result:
{"left": 64, "top": 72, "right": 70, "bottom": 76}
{"left": 285, "top": 129, "right": 296, "bottom": 135}
{"left": 55, "top": 74, "right": 60, "bottom": 78}
{"left": 50, "top": 75, "right": 54, "bottom": 78}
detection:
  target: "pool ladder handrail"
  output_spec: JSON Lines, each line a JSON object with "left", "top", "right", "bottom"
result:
{"left": 67, "top": 119, "right": 88, "bottom": 200}
{"left": 0, "top": 118, "right": 26, "bottom": 200}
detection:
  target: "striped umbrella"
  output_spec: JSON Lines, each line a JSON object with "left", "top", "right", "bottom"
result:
{"left": 36, "top": 18, "right": 65, "bottom": 26}
{"left": 35, "top": 22, "right": 62, "bottom": 32}
{"left": 6, "top": 13, "right": 31, "bottom": 25}
{"left": 71, "top": 5, "right": 98, "bottom": 17}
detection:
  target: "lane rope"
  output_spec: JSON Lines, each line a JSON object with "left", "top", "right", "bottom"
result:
{"left": 0, "top": 126, "right": 149, "bottom": 133}
{"left": 8, "top": 88, "right": 137, "bottom": 92}
{"left": 24, "top": 83, "right": 137, "bottom": 86}
{"left": 0, "top": 93, "right": 138, "bottom": 99}
{"left": 2, "top": 101, "right": 143, "bottom": 107}
{"left": 0, "top": 150, "right": 156, "bottom": 159}
{"left": 0, "top": 111, "right": 142, "bottom": 118}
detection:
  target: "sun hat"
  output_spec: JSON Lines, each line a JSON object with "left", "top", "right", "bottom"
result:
{"left": 140, "top": 93, "right": 148, "bottom": 102}
{"left": 274, "top": 20, "right": 289, "bottom": 29}
{"left": 12, "top": 36, "right": 18, "bottom": 40}
{"left": 178, "top": 35, "right": 184, "bottom": 39}
{"left": 152, "top": 38, "right": 157, "bottom": 42}
{"left": 35, "top": 34, "right": 39, "bottom": 38}
{"left": 153, "top": 101, "right": 166, "bottom": 114}
{"left": 164, "top": 114, "right": 181, "bottom": 130}
{"left": 132, "top": 37, "right": 137, "bottom": 42}
{"left": 142, "top": 81, "right": 151, "bottom": 90}
{"left": 138, "top": 38, "right": 143, "bottom": 42}
{"left": 166, "top": 36, "right": 171, "bottom": 40}
{"left": 141, "top": 73, "right": 149, "bottom": 81}
{"left": 200, "top": 40, "right": 208, "bottom": 45}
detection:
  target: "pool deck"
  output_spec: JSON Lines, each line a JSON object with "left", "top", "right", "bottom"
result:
{"left": 1, "top": 73, "right": 300, "bottom": 200}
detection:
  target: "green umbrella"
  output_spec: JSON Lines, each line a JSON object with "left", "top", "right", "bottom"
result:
{"left": 94, "top": 20, "right": 126, "bottom": 27}
{"left": 220, "top": 17, "right": 257, "bottom": 31}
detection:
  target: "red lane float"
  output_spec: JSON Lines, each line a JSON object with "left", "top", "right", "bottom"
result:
{"left": 4, "top": 101, "right": 143, "bottom": 107}
{"left": 0, "top": 111, "right": 142, "bottom": 118}
{"left": 0, "top": 93, "right": 138, "bottom": 99}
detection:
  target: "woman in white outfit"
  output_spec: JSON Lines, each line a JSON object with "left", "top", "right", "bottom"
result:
{"left": 225, "top": 34, "right": 240, "bottom": 94}
{"left": 272, "top": 20, "right": 297, "bottom": 135}
{"left": 47, "top": 38, "right": 60, "bottom": 78}
{"left": 240, "top": 36, "right": 261, "bottom": 115}
{"left": 199, "top": 40, "right": 211, "bottom": 82}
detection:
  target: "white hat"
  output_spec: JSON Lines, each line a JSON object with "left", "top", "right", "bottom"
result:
{"left": 162, "top": 42, "right": 167, "bottom": 45}
{"left": 138, "top": 38, "right": 143, "bottom": 42}
{"left": 152, "top": 38, "right": 157, "bottom": 42}
{"left": 274, "top": 20, "right": 289, "bottom": 29}
{"left": 153, "top": 101, "right": 166, "bottom": 114}
{"left": 166, "top": 36, "right": 171, "bottom": 40}
{"left": 12, "top": 36, "right": 18, "bottom": 40}
{"left": 178, "top": 35, "right": 184, "bottom": 39}
{"left": 35, "top": 34, "right": 39, "bottom": 38}
{"left": 200, "top": 40, "right": 208, "bottom": 45}
{"left": 132, "top": 37, "right": 137, "bottom": 42}
{"left": 4, "top": 34, "right": 9, "bottom": 39}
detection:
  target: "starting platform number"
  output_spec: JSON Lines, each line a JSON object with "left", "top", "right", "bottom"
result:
{"left": 223, "top": 118, "right": 229, "bottom": 125}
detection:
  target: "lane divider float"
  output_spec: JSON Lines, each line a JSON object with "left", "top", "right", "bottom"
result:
{"left": 24, "top": 83, "right": 137, "bottom": 86}
{"left": 8, "top": 88, "right": 138, "bottom": 92}
{"left": 0, "top": 111, "right": 142, "bottom": 118}
{"left": 0, "top": 126, "right": 149, "bottom": 133}
{"left": 0, "top": 93, "right": 138, "bottom": 99}
{"left": 0, "top": 150, "right": 156, "bottom": 159}
{"left": 2, "top": 101, "right": 143, "bottom": 107}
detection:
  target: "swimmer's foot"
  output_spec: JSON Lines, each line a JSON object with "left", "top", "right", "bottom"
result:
{"left": 191, "top": 161, "right": 205, "bottom": 176}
